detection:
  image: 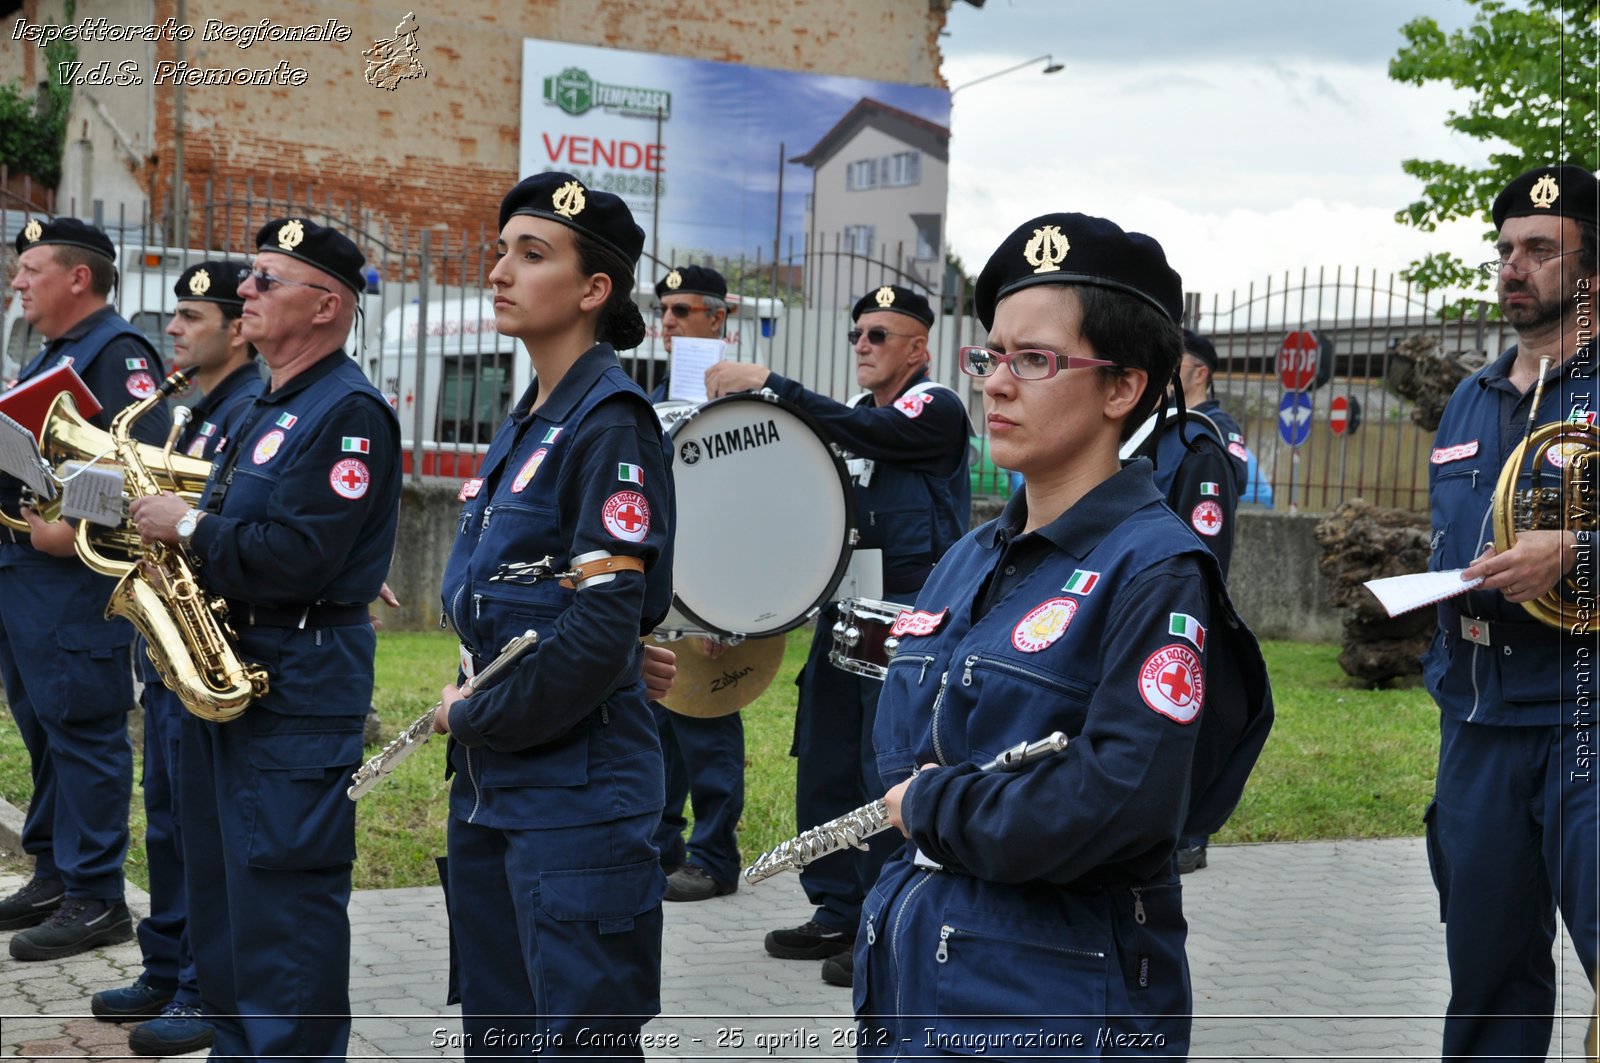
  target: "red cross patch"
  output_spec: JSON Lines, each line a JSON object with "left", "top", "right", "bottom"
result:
{"left": 894, "top": 393, "right": 927, "bottom": 419}
{"left": 329, "top": 458, "right": 370, "bottom": 500}
{"left": 602, "top": 490, "right": 651, "bottom": 542}
{"left": 126, "top": 371, "right": 157, "bottom": 399}
{"left": 1139, "top": 644, "right": 1204, "bottom": 723}
{"left": 1191, "top": 500, "right": 1224, "bottom": 537}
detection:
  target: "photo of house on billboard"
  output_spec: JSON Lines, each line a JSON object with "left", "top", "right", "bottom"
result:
{"left": 518, "top": 39, "right": 952, "bottom": 299}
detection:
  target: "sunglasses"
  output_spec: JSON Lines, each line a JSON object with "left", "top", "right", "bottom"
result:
{"left": 237, "top": 268, "right": 333, "bottom": 295}
{"left": 958, "top": 346, "right": 1115, "bottom": 381}
{"left": 847, "top": 327, "right": 919, "bottom": 346}
{"left": 652, "top": 303, "right": 713, "bottom": 320}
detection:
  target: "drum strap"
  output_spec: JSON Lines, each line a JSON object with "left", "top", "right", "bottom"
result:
{"left": 559, "top": 553, "right": 645, "bottom": 590}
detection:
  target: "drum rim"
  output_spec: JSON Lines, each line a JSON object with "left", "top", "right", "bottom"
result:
{"left": 665, "top": 390, "right": 859, "bottom": 639}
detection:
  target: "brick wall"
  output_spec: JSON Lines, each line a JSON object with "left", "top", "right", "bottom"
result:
{"left": 6, "top": 1, "right": 954, "bottom": 246}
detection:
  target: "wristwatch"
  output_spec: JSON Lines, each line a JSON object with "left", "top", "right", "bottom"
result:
{"left": 176, "top": 508, "right": 205, "bottom": 550}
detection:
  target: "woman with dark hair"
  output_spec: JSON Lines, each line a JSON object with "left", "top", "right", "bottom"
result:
{"left": 853, "top": 213, "right": 1273, "bottom": 1057}
{"left": 433, "top": 172, "right": 673, "bottom": 1058}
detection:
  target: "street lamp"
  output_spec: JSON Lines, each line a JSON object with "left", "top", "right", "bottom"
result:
{"left": 948, "top": 54, "right": 1064, "bottom": 96}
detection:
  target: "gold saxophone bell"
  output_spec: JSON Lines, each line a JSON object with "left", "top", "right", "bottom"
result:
{"left": 48, "top": 371, "right": 268, "bottom": 721}
{"left": 1490, "top": 360, "right": 1598, "bottom": 629}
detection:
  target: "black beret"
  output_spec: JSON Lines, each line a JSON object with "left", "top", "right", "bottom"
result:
{"left": 655, "top": 264, "right": 727, "bottom": 301}
{"left": 14, "top": 216, "right": 115, "bottom": 262}
{"left": 174, "top": 259, "right": 248, "bottom": 307}
{"left": 498, "top": 172, "right": 645, "bottom": 280}
{"left": 1493, "top": 164, "right": 1599, "bottom": 230}
{"left": 1182, "top": 328, "right": 1218, "bottom": 371}
{"left": 975, "top": 213, "right": 1182, "bottom": 329}
{"left": 851, "top": 284, "right": 934, "bottom": 328}
{"left": 255, "top": 218, "right": 366, "bottom": 296}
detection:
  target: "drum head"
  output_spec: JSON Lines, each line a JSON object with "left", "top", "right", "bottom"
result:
{"left": 667, "top": 393, "right": 855, "bottom": 638}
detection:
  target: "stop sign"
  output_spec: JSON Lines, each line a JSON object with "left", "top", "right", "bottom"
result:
{"left": 1276, "top": 330, "right": 1335, "bottom": 392}
{"left": 1330, "top": 394, "right": 1361, "bottom": 436}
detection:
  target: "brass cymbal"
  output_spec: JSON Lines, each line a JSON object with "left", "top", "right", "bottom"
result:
{"left": 655, "top": 634, "right": 785, "bottom": 718}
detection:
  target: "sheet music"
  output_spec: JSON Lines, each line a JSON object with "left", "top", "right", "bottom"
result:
{"left": 667, "top": 337, "right": 725, "bottom": 404}
{"left": 59, "top": 463, "right": 126, "bottom": 526}
{"left": 1364, "top": 569, "right": 1484, "bottom": 617}
{"left": 0, "top": 411, "right": 57, "bottom": 500}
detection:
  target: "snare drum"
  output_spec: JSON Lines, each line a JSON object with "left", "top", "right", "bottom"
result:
{"left": 658, "top": 392, "right": 856, "bottom": 640}
{"left": 828, "top": 597, "right": 912, "bottom": 680}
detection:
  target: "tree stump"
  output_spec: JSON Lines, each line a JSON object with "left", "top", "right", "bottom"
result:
{"left": 1314, "top": 499, "right": 1436, "bottom": 685}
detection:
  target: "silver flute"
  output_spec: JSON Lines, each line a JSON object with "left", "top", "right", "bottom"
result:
{"left": 346, "top": 629, "right": 539, "bottom": 800}
{"left": 743, "top": 731, "right": 1070, "bottom": 883}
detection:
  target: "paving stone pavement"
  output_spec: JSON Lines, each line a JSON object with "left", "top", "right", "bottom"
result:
{"left": 2, "top": 837, "right": 1594, "bottom": 1061}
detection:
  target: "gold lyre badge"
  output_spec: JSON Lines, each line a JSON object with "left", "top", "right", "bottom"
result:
{"left": 21, "top": 219, "right": 41, "bottom": 244}
{"left": 1530, "top": 174, "right": 1560, "bottom": 210}
{"left": 874, "top": 286, "right": 896, "bottom": 308}
{"left": 277, "top": 219, "right": 306, "bottom": 250}
{"left": 188, "top": 269, "right": 212, "bottom": 296}
{"left": 665, "top": 269, "right": 682, "bottom": 290}
{"left": 1024, "top": 225, "right": 1070, "bottom": 274}
{"left": 553, "top": 181, "right": 587, "bottom": 219}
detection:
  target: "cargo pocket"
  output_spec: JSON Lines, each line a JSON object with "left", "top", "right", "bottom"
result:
{"left": 930, "top": 907, "right": 1108, "bottom": 1057}
{"left": 1423, "top": 799, "right": 1448, "bottom": 923}
{"left": 529, "top": 859, "right": 665, "bottom": 1029}
{"left": 246, "top": 727, "right": 363, "bottom": 870}
{"left": 55, "top": 620, "right": 132, "bottom": 723}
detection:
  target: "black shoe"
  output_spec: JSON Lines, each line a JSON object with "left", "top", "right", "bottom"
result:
{"left": 765, "top": 920, "right": 854, "bottom": 960}
{"left": 91, "top": 973, "right": 177, "bottom": 1022}
{"left": 820, "top": 949, "right": 853, "bottom": 988}
{"left": 0, "top": 877, "right": 65, "bottom": 931}
{"left": 1176, "top": 845, "right": 1208, "bottom": 874}
{"left": 128, "top": 1003, "right": 214, "bottom": 1056}
{"left": 9, "top": 897, "right": 134, "bottom": 960}
{"left": 664, "top": 865, "right": 737, "bottom": 903}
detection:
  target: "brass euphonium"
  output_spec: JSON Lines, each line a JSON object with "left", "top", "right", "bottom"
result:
{"left": 1491, "top": 357, "right": 1598, "bottom": 629}
{"left": 68, "top": 367, "right": 269, "bottom": 721}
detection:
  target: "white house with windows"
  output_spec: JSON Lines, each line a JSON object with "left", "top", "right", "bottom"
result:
{"left": 790, "top": 97, "right": 950, "bottom": 300}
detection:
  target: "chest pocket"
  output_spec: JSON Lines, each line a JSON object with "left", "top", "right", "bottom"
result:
{"left": 1429, "top": 464, "right": 1492, "bottom": 573}
{"left": 943, "top": 652, "right": 1092, "bottom": 765}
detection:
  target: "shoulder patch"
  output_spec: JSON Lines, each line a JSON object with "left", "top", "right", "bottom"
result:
{"left": 458, "top": 477, "right": 484, "bottom": 502}
{"left": 890, "top": 607, "right": 949, "bottom": 638}
{"left": 1431, "top": 440, "right": 1479, "bottom": 464}
{"left": 1191, "top": 500, "right": 1224, "bottom": 536}
{"left": 893, "top": 393, "right": 927, "bottom": 419}
{"left": 125, "top": 371, "right": 157, "bottom": 399}
{"left": 1139, "top": 644, "right": 1204, "bottom": 723}
{"left": 602, "top": 490, "right": 651, "bottom": 542}
{"left": 330, "top": 458, "right": 370, "bottom": 500}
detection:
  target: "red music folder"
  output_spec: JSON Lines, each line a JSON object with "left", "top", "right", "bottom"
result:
{"left": 0, "top": 364, "right": 103, "bottom": 440}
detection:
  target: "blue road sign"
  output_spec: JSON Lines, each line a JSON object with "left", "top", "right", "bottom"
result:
{"left": 1278, "top": 391, "right": 1314, "bottom": 448}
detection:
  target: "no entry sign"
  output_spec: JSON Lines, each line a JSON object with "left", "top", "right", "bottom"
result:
{"left": 1330, "top": 395, "right": 1362, "bottom": 436}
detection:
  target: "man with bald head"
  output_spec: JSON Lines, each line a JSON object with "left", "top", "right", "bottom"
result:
{"left": 130, "top": 219, "right": 400, "bottom": 1062}
{"left": 707, "top": 283, "right": 971, "bottom": 987}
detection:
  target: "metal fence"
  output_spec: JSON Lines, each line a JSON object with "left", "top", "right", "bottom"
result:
{"left": 1, "top": 179, "right": 1516, "bottom": 512}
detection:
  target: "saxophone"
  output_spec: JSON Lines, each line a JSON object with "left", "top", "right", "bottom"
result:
{"left": 73, "top": 368, "right": 269, "bottom": 722}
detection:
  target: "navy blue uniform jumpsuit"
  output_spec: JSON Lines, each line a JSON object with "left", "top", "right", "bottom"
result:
{"left": 645, "top": 374, "right": 746, "bottom": 889}
{"left": 0, "top": 307, "right": 170, "bottom": 908}
{"left": 134, "top": 360, "right": 265, "bottom": 1010}
{"left": 1149, "top": 409, "right": 1239, "bottom": 580}
{"left": 762, "top": 368, "right": 971, "bottom": 936}
{"left": 1422, "top": 341, "right": 1598, "bottom": 1060}
{"left": 178, "top": 351, "right": 400, "bottom": 1061}
{"left": 441, "top": 345, "right": 674, "bottom": 1057}
{"left": 858, "top": 464, "right": 1272, "bottom": 1057}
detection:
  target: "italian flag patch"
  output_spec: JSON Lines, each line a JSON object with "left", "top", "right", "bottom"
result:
{"left": 1062, "top": 569, "right": 1099, "bottom": 595}
{"left": 617, "top": 462, "right": 643, "bottom": 485}
{"left": 276, "top": 413, "right": 298, "bottom": 429}
{"left": 1169, "top": 612, "right": 1206, "bottom": 649}
{"left": 1201, "top": 482, "right": 1220, "bottom": 496}
{"left": 542, "top": 427, "right": 563, "bottom": 444}
{"left": 342, "top": 436, "right": 370, "bottom": 454}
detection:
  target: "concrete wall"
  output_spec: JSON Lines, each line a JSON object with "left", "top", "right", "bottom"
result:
{"left": 390, "top": 491, "right": 1343, "bottom": 642}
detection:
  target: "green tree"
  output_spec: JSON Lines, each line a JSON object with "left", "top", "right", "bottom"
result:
{"left": 1389, "top": 0, "right": 1598, "bottom": 294}
{"left": 0, "top": 26, "right": 75, "bottom": 191}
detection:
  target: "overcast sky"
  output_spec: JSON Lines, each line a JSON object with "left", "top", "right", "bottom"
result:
{"left": 938, "top": 0, "right": 1495, "bottom": 310}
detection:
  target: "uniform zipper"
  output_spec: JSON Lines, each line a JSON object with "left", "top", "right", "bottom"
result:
{"left": 1131, "top": 886, "right": 1146, "bottom": 925}
{"left": 934, "top": 922, "right": 1106, "bottom": 964}
{"left": 1466, "top": 502, "right": 1495, "bottom": 723}
{"left": 960, "top": 654, "right": 1089, "bottom": 698}
{"left": 891, "top": 871, "right": 937, "bottom": 1019}
{"left": 466, "top": 747, "right": 484, "bottom": 824}
{"left": 888, "top": 652, "right": 936, "bottom": 684}
{"left": 481, "top": 503, "right": 495, "bottom": 532}
{"left": 929, "top": 671, "right": 950, "bottom": 766}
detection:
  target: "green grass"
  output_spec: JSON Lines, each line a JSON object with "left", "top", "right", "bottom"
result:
{"left": 0, "top": 634, "right": 1440, "bottom": 891}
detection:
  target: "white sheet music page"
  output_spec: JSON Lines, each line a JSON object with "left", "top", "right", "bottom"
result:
{"left": 1364, "top": 570, "right": 1484, "bottom": 617}
{"left": 59, "top": 462, "right": 126, "bottom": 526}
{"left": 0, "top": 411, "right": 57, "bottom": 500}
{"left": 667, "top": 337, "right": 725, "bottom": 404}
